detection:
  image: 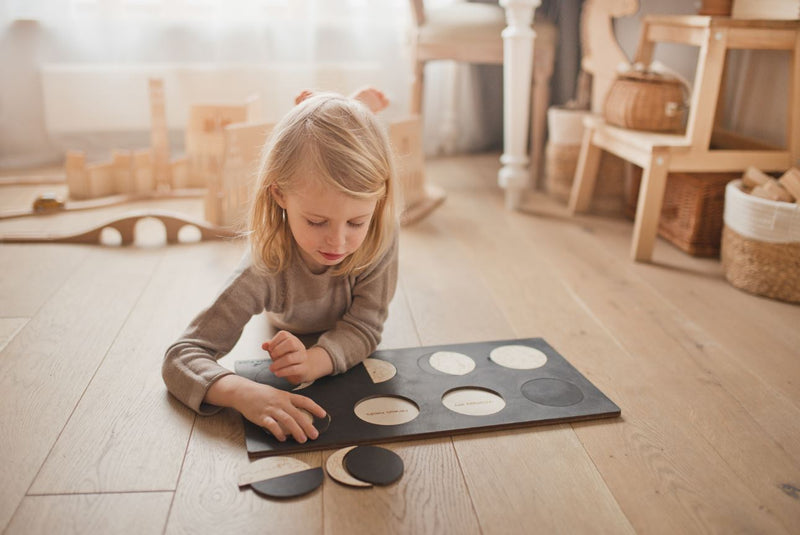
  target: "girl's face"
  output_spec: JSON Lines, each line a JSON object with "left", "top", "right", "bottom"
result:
{"left": 273, "top": 179, "right": 378, "bottom": 274}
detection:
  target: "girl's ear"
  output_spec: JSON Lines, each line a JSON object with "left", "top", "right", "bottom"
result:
{"left": 270, "top": 184, "right": 287, "bottom": 209}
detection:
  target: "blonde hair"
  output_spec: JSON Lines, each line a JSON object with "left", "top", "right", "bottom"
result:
{"left": 249, "top": 93, "right": 398, "bottom": 276}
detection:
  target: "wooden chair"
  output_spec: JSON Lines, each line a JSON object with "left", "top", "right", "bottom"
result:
{"left": 408, "top": 0, "right": 557, "bottom": 182}
{"left": 568, "top": 15, "right": 800, "bottom": 262}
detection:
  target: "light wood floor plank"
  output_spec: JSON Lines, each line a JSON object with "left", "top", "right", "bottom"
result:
{"left": 322, "top": 438, "right": 480, "bottom": 535}
{"left": 0, "top": 244, "right": 89, "bottom": 317}
{"left": 164, "top": 409, "right": 323, "bottom": 535}
{"left": 5, "top": 492, "right": 172, "bottom": 535}
{"left": 0, "top": 317, "right": 27, "bottom": 352}
{"left": 29, "top": 241, "right": 245, "bottom": 494}
{"left": 576, "top": 209, "right": 800, "bottom": 406}
{"left": 0, "top": 248, "right": 162, "bottom": 530}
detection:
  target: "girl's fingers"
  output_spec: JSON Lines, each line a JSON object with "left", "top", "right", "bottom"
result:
{"left": 294, "top": 395, "right": 327, "bottom": 419}
{"left": 261, "top": 416, "right": 286, "bottom": 442}
{"left": 272, "top": 362, "right": 305, "bottom": 379}
{"left": 273, "top": 409, "right": 308, "bottom": 443}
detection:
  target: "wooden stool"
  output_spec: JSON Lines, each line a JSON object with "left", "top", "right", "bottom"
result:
{"left": 568, "top": 16, "right": 800, "bottom": 262}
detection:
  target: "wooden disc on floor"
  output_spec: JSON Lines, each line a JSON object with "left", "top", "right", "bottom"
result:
{"left": 326, "top": 446, "right": 372, "bottom": 488}
{"left": 250, "top": 467, "right": 324, "bottom": 499}
{"left": 343, "top": 445, "right": 404, "bottom": 486}
{"left": 238, "top": 456, "right": 312, "bottom": 487}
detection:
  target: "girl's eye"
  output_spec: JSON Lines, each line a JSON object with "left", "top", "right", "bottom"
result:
{"left": 347, "top": 221, "right": 366, "bottom": 228}
{"left": 307, "top": 219, "right": 326, "bottom": 227}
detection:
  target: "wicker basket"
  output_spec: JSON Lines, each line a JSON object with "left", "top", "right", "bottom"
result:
{"left": 721, "top": 180, "right": 800, "bottom": 303}
{"left": 604, "top": 71, "right": 688, "bottom": 133}
{"left": 544, "top": 142, "right": 626, "bottom": 216}
{"left": 626, "top": 169, "right": 737, "bottom": 256}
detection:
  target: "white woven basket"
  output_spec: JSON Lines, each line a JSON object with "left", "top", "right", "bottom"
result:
{"left": 721, "top": 180, "right": 800, "bottom": 303}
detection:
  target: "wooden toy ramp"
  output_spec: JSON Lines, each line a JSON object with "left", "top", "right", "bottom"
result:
{"left": 235, "top": 337, "right": 621, "bottom": 457}
{"left": 0, "top": 210, "right": 239, "bottom": 245}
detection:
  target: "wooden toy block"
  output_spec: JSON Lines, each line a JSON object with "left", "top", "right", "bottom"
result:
{"left": 87, "top": 161, "right": 115, "bottom": 198}
{"left": 65, "top": 150, "right": 90, "bottom": 200}
{"left": 186, "top": 104, "right": 250, "bottom": 188}
{"left": 132, "top": 149, "right": 155, "bottom": 194}
{"left": 211, "top": 121, "right": 274, "bottom": 228}
{"left": 169, "top": 156, "right": 190, "bottom": 190}
{"left": 149, "top": 78, "right": 172, "bottom": 191}
{"left": 750, "top": 178, "right": 795, "bottom": 203}
{"left": 111, "top": 150, "right": 133, "bottom": 194}
{"left": 741, "top": 166, "right": 771, "bottom": 189}
{"left": 778, "top": 167, "right": 800, "bottom": 202}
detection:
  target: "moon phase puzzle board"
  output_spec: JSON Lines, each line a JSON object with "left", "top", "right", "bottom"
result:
{"left": 235, "top": 337, "right": 620, "bottom": 457}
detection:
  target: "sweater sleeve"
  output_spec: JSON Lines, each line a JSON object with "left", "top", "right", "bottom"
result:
{"left": 315, "top": 231, "right": 399, "bottom": 374}
{"left": 162, "top": 256, "right": 274, "bottom": 414}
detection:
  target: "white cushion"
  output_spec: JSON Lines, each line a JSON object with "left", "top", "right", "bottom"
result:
{"left": 419, "top": 4, "right": 557, "bottom": 48}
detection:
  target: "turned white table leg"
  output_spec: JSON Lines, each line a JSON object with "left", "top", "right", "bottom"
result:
{"left": 498, "top": 0, "right": 540, "bottom": 210}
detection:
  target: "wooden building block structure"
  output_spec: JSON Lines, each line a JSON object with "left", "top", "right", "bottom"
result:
{"left": 64, "top": 78, "right": 190, "bottom": 201}
{"left": 206, "top": 121, "right": 274, "bottom": 228}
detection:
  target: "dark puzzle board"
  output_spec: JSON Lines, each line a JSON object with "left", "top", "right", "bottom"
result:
{"left": 235, "top": 338, "right": 620, "bottom": 457}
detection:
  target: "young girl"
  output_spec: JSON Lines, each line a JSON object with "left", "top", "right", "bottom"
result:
{"left": 162, "top": 90, "right": 398, "bottom": 444}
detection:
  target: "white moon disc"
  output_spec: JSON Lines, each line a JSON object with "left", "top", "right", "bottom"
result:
{"left": 354, "top": 396, "right": 420, "bottom": 426}
{"left": 326, "top": 446, "right": 372, "bottom": 488}
{"left": 428, "top": 351, "right": 476, "bottom": 375}
{"left": 237, "top": 456, "right": 312, "bottom": 487}
{"left": 363, "top": 358, "right": 397, "bottom": 383}
{"left": 489, "top": 345, "right": 548, "bottom": 370}
{"left": 442, "top": 387, "right": 506, "bottom": 416}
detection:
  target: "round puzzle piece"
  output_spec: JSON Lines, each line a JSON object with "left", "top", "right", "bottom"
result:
{"left": 442, "top": 387, "right": 506, "bottom": 416}
{"left": 250, "top": 467, "right": 324, "bottom": 499}
{"left": 489, "top": 345, "right": 548, "bottom": 370}
{"left": 521, "top": 378, "right": 584, "bottom": 407}
{"left": 354, "top": 396, "right": 419, "bottom": 426}
{"left": 326, "top": 446, "right": 372, "bottom": 488}
{"left": 363, "top": 358, "right": 397, "bottom": 383}
{"left": 428, "top": 351, "right": 476, "bottom": 376}
{"left": 238, "top": 456, "right": 312, "bottom": 487}
{"left": 343, "top": 445, "right": 404, "bottom": 486}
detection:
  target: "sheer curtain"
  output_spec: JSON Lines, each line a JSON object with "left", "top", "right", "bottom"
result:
{"left": 0, "top": 0, "right": 415, "bottom": 167}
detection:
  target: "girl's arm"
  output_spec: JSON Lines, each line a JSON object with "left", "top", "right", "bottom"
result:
{"left": 314, "top": 230, "right": 399, "bottom": 374}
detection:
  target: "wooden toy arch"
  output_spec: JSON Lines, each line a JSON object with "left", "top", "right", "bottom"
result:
{"left": 0, "top": 211, "right": 239, "bottom": 246}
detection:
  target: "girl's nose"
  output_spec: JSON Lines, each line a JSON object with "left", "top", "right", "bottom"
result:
{"left": 327, "top": 225, "right": 346, "bottom": 248}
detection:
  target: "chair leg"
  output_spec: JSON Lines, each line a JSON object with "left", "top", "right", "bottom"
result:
{"left": 630, "top": 149, "right": 670, "bottom": 262}
{"left": 568, "top": 125, "right": 602, "bottom": 214}
{"left": 529, "top": 76, "right": 550, "bottom": 190}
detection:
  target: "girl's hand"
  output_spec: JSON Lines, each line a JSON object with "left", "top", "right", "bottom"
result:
{"left": 263, "top": 330, "right": 334, "bottom": 384}
{"left": 206, "top": 375, "right": 326, "bottom": 443}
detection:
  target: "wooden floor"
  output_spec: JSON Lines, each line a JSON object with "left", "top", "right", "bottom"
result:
{"left": 1, "top": 153, "right": 799, "bottom": 534}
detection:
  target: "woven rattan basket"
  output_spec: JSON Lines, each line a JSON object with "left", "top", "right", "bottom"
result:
{"left": 626, "top": 169, "right": 736, "bottom": 256}
{"left": 721, "top": 180, "right": 800, "bottom": 303}
{"left": 604, "top": 71, "right": 687, "bottom": 133}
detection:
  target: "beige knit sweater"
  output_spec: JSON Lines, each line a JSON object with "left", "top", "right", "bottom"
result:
{"left": 162, "top": 234, "right": 398, "bottom": 414}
